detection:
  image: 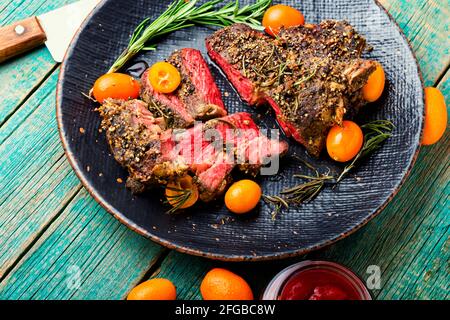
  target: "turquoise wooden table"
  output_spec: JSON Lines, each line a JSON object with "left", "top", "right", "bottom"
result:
{"left": 0, "top": 0, "right": 448, "bottom": 300}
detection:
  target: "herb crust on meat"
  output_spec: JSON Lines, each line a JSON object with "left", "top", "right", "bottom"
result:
{"left": 206, "top": 21, "right": 376, "bottom": 156}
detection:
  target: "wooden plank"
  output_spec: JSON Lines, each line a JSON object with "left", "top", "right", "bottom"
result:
{"left": 376, "top": 70, "right": 450, "bottom": 300}
{"left": 0, "top": 0, "right": 166, "bottom": 299}
{"left": 1, "top": 0, "right": 448, "bottom": 300}
{"left": 0, "top": 0, "right": 75, "bottom": 125}
{"left": 0, "top": 0, "right": 76, "bottom": 27}
{"left": 0, "top": 189, "right": 164, "bottom": 300}
{"left": 0, "top": 70, "right": 81, "bottom": 277}
{"left": 0, "top": 69, "right": 164, "bottom": 298}
{"left": 378, "top": 0, "right": 450, "bottom": 86}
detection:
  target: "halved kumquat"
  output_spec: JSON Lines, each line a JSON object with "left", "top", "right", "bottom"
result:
{"left": 149, "top": 61, "right": 181, "bottom": 93}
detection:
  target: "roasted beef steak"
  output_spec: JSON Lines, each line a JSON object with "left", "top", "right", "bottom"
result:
{"left": 99, "top": 99, "right": 288, "bottom": 201}
{"left": 206, "top": 21, "right": 376, "bottom": 156}
{"left": 141, "top": 48, "right": 227, "bottom": 128}
{"left": 98, "top": 99, "right": 187, "bottom": 193}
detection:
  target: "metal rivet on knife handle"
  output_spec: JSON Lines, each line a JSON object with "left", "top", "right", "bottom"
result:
{"left": 0, "top": 17, "right": 47, "bottom": 63}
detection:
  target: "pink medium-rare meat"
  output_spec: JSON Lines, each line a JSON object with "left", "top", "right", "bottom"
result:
{"left": 141, "top": 48, "right": 227, "bottom": 128}
{"left": 177, "top": 48, "right": 226, "bottom": 115}
{"left": 166, "top": 112, "right": 288, "bottom": 201}
{"left": 203, "top": 112, "right": 288, "bottom": 172}
{"left": 98, "top": 99, "right": 288, "bottom": 201}
{"left": 205, "top": 24, "right": 267, "bottom": 105}
{"left": 206, "top": 22, "right": 377, "bottom": 157}
{"left": 140, "top": 74, "right": 195, "bottom": 127}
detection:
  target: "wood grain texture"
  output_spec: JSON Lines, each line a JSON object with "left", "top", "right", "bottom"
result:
{"left": 0, "top": 0, "right": 448, "bottom": 300}
{"left": 0, "top": 16, "right": 46, "bottom": 63}
{"left": 0, "top": 70, "right": 81, "bottom": 277}
{"left": 0, "top": 0, "right": 75, "bottom": 125}
{"left": 145, "top": 68, "right": 450, "bottom": 300}
{"left": 0, "top": 0, "right": 76, "bottom": 27}
{"left": 0, "top": 190, "right": 164, "bottom": 299}
{"left": 378, "top": 0, "right": 450, "bottom": 86}
{"left": 0, "top": 48, "right": 55, "bottom": 125}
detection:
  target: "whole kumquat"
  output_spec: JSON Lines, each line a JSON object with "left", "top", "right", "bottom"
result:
{"left": 362, "top": 62, "right": 385, "bottom": 103}
{"left": 127, "top": 278, "right": 176, "bottom": 300}
{"left": 92, "top": 73, "right": 140, "bottom": 103}
{"left": 422, "top": 87, "right": 447, "bottom": 145}
{"left": 225, "top": 179, "right": 261, "bottom": 214}
{"left": 262, "top": 4, "right": 305, "bottom": 36}
{"left": 326, "top": 120, "right": 364, "bottom": 162}
{"left": 200, "top": 268, "right": 254, "bottom": 300}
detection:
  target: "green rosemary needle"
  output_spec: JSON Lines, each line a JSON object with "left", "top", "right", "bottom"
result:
{"left": 336, "top": 120, "right": 394, "bottom": 183}
{"left": 108, "top": 0, "right": 272, "bottom": 73}
{"left": 263, "top": 120, "right": 395, "bottom": 219}
{"left": 262, "top": 195, "right": 289, "bottom": 220}
{"left": 165, "top": 186, "right": 193, "bottom": 214}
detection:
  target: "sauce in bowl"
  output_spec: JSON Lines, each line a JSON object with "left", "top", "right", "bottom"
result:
{"left": 263, "top": 261, "right": 371, "bottom": 300}
{"left": 279, "top": 268, "right": 360, "bottom": 300}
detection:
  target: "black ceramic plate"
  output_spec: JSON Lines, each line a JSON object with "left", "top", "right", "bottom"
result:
{"left": 57, "top": 0, "right": 423, "bottom": 261}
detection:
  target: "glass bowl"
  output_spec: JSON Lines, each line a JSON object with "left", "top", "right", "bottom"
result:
{"left": 262, "top": 260, "right": 372, "bottom": 300}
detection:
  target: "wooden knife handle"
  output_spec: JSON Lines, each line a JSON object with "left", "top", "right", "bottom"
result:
{"left": 0, "top": 17, "right": 47, "bottom": 63}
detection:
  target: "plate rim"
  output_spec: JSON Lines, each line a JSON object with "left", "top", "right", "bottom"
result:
{"left": 55, "top": 0, "right": 425, "bottom": 261}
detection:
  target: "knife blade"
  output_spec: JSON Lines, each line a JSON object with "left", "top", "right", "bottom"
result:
{"left": 0, "top": 0, "right": 101, "bottom": 63}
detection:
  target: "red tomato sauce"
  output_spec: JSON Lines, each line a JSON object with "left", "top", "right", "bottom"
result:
{"left": 279, "top": 268, "right": 361, "bottom": 300}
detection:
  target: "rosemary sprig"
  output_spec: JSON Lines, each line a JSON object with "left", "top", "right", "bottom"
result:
{"left": 263, "top": 120, "right": 395, "bottom": 218}
{"left": 281, "top": 174, "right": 334, "bottom": 204}
{"left": 165, "top": 186, "right": 193, "bottom": 214}
{"left": 149, "top": 99, "right": 171, "bottom": 120}
{"left": 294, "top": 65, "right": 318, "bottom": 86}
{"left": 109, "top": 0, "right": 272, "bottom": 73}
{"left": 262, "top": 195, "right": 289, "bottom": 220}
{"left": 336, "top": 120, "right": 394, "bottom": 183}
{"left": 258, "top": 44, "right": 276, "bottom": 73}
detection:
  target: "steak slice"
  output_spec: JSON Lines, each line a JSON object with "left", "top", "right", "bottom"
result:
{"left": 206, "top": 24, "right": 269, "bottom": 105}
{"left": 194, "top": 112, "right": 289, "bottom": 201}
{"left": 98, "top": 99, "right": 188, "bottom": 192}
{"left": 206, "top": 21, "right": 376, "bottom": 156}
{"left": 141, "top": 48, "right": 227, "bottom": 128}
{"left": 99, "top": 99, "right": 287, "bottom": 201}
{"left": 165, "top": 112, "right": 288, "bottom": 201}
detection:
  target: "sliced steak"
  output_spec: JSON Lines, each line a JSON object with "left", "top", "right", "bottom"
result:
{"left": 99, "top": 99, "right": 287, "bottom": 201}
{"left": 98, "top": 99, "right": 188, "bottom": 190}
{"left": 164, "top": 112, "right": 288, "bottom": 201}
{"left": 206, "top": 24, "right": 269, "bottom": 105}
{"left": 206, "top": 21, "right": 376, "bottom": 156}
{"left": 189, "top": 112, "right": 288, "bottom": 201}
{"left": 141, "top": 48, "right": 227, "bottom": 128}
